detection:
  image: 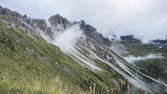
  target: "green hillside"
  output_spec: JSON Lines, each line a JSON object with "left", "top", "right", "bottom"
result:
{"left": 0, "top": 15, "right": 129, "bottom": 94}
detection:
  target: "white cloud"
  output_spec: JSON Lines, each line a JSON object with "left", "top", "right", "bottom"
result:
{"left": 1, "top": 0, "right": 167, "bottom": 42}
{"left": 53, "top": 24, "right": 83, "bottom": 52}
{"left": 124, "top": 53, "right": 164, "bottom": 63}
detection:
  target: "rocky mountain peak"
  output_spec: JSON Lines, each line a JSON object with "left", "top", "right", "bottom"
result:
{"left": 80, "top": 20, "right": 86, "bottom": 30}
{"left": 49, "top": 14, "right": 72, "bottom": 30}
{"left": 79, "top": 20, "right": 112, "bottom": 47}
{"left": 0, "top": 6, "right": 112, "bottom": 47}
{"left": 32, "top": 19, "right": 47, "bottom": 31}
{"left": 80, "top": 20, "right": 96, "bottom": 32}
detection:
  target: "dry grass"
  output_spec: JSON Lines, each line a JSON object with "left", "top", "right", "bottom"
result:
{"left": 0, "top": 76, "right": 97, "bottom": 94}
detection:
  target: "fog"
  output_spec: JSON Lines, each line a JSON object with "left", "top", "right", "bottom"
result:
{"left": 124, "top": 53, "right": 164, "bottom": 63}
{"left": 1, "top": 0, "right": 167, "bottom": 43}
{"left": 53, "top": 24, "right": 83, "bottom": 52}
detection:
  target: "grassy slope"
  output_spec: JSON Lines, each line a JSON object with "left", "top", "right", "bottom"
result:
{"left": 0, "top": 16, "right": 127, "bottom": 94}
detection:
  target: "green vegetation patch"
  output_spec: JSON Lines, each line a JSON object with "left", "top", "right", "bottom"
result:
{"left": 0, "top": 15, "right": 6, "bottom": 19}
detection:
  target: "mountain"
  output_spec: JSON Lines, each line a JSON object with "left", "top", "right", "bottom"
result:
{"left": 152, "top": 39, "right": 167, "bottom": 48}
{"left": 120, "top": 35, "right": 167, "bottom": 49}
{"left": 0, "top": 6, "right": 167, "bottom": 94}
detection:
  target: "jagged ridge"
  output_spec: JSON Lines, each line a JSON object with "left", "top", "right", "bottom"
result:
{"left": 1, "top": 6, "right": 166, "bottom": 94}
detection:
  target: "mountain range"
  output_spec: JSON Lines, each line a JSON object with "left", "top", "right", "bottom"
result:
{"left": 0, "top": 6, "right": 167, "bottom": 94}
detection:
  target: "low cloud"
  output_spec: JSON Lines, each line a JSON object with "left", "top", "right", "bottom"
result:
{"left": 124, "top": 53, "right": 164, "bottom": 63}
{"left": 53, "top": 24, "right": 83, "bottom": 52}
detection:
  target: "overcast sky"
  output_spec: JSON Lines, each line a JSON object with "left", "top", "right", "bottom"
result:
{"left": 1, "top": 0, "right": 167, "bottom": 43}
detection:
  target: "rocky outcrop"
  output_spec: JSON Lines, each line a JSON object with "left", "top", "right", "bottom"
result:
{"left": 49, "top": 14, "right": 72, "bottom": 30}
{"left": 80, "top": 20, "right": 112, "bottom": 47}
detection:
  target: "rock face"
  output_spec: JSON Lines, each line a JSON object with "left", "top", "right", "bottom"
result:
{"left": 31, "top": 19, "right": 47, "bottom": 31}
{"left": 49, "top": 14, "right": 72, "bottom": 30}
{"left": 76, "top": 20, "right": 115, "bottom": 64}
{"left": 80, "top": 20, "right": 112, "bottom": 47}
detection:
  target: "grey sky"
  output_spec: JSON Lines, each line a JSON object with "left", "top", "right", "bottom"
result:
{"left": 1, "top": 0, "right": 167, "bottom": 42}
